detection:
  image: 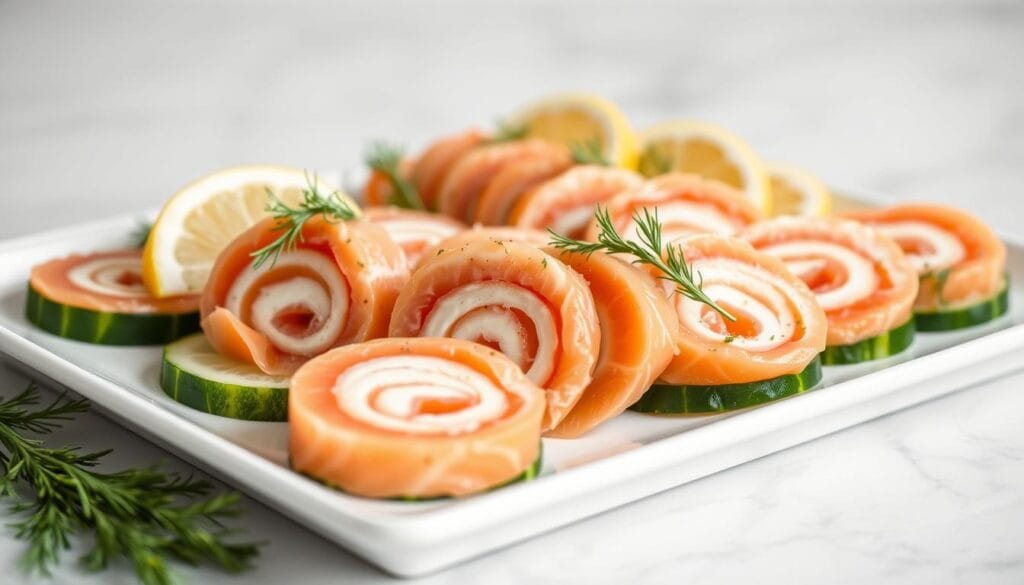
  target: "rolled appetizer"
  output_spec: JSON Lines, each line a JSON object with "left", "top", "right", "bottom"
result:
{"left": 362, "top": 206, "right": 465, "bottom": 269}
{"left": 289, "top": 337, "right": 545, "bottom": 499}
{"left": 410, "top": 129, "right": 489, "bottom": 211}
{"left": 474, "top": 151, "right": 573, "bottom": 225}
{"left": 426, "top": 225, "right": 550, "bottom": 257}
{"left": 631, "top": 235, "right": 828, "bottom": 413}
{"left": 508, "top": 166, "right": 644, "bottom": 238}
{"left": 200, "top": 216, "right": 407, "bottom": 376}
{"left": 544, "top": 249, "right": 678, "bottom": 437}
{"left": 438, "top": 139, "right": 568, "bottom": 222}
{"left": 389, "top": 240, "right": 600, "bottom": 431}
{"left": 27, "top": 250, "right": 199, "bottom": 345}
{"left": 743, "top": 217, "right": 919, "bottom": 365}
{"left": 844, "top": 203, "right": 1008, "bottom": 331}
{"left": 586, "top": 172, "right": 762, "bottom": 242}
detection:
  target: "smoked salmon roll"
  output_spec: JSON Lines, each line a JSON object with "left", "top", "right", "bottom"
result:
{"left": 289, "top": 337, "right": 545, "bottom": 499}
{"left": 411, "top": 129, "right": 489, "bottom": 210}
{"left": 27, "top": 249, "right": 200, "bottom": 345}
{"left": 843, "top": 203, "right": 1009, "bottom": 331}
{"left": 474, "top": 151, "right": 573, "bottom": 226}
{"left": 544, "top": 250, "right": 678, "bottom": 437}
{"left": 585, "top": 173, "right": 762, "bottom": 243}
{"left": 389, "top": 240, "right": 601, "bottom": 431}
{"left": 362, "top": 206, "right": 466, "bottom": 269}
{"left": 508, "top": 166, "right": 644, "bottom": 238}
{"left": 363, "top": 158, "right": 415, "bottom": 207}
{"left": 743, "top": 217, "right": 919, "bottom": 364}
{"left": 427, "top": 225, "right": 550, "bottom": 257}
{"left": 631, "top": 235, "right": 827, "bottom": 414}
{"left": 437, "top": 139, "right": 569, "bottom": 222}
{"left": 200, "top": 216, "right": 407, "bottom": 376}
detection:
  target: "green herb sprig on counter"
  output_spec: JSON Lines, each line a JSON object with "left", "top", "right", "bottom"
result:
{"left": 548, "top": 206, "right": 735, "bottom": 321}
{"left": 365, "top": 142, "right": 424, "bottom": 210}
{"left": 250, "top": 173, "right": 358, "bottom": 269}
{"left": 0, "top": 384, "right": 261, "bottom": 585}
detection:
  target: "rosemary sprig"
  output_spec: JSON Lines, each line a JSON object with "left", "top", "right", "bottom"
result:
{"left": 569, "top": 137, "right": 609, "bottom": 166}
{"left": 249, "top": 173, "right": 358, "bottom": 269}
{"left": 0, "top": 384, "right": 261, "bottom": 585}
{"left": 365, "top": 142, "right": 424, "bottom": 210}
{"left": 492, "top": 120, "right": 529, "bottom": 143}
{"left": 548, "top": 206, "right": 735, "bottom": 321}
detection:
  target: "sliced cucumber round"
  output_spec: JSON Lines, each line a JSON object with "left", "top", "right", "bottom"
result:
{"left": 160, "top": 333, "right": 289, "bottom": 421}
{"left": 915, "top": 278, "right": 1010, "bottom": 332}
{"left": 629, "top": 357, "right": 823, "bottom": 414}
{"left": 25, "top": 284, "right": 199, "bottom": 345}
{"left": 820, "top": 318, "right": 915, "bottom": 365}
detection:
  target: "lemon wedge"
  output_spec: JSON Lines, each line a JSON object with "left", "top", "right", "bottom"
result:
{"left": 142, "top": 166, "right": 356, "bottom": 297}
{"left": 638, "top": 120, "right": 771, "bottom": 214}
{"left": 767, "top": 163, "right": 832, "bottom": 217}
{"left": 509, "top": 92, "right": 638, "bottom": 169}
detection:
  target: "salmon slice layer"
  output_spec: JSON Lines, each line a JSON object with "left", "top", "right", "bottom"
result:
{"left": 426, "top": 225, "right": 551, "bottom": 258}
{"left": 437, "top": 139, "right": 569, "bottom": 223}
{"left": 658, "top": 235, "right": 828, "bottom": 385}
{"left": 363, "top": 158, "right": 415, "bottom": 207}
{"left": 389, "top": 240, "right": 600, "bottom": 431}
{"left": 843, "top": 203, "right": 1006, "bottom": 311}
{"left": 289, "top": 338, "right": 545, "bottom": 499}
{"left": 200, "top": 216, "right": 408, "bottom": 376}
{"left": 588, "top": 172, "right": 763, "bottom": 243}
{"left": 545, "top": 250, "right": 678, "bottom": 438}
{"left": 743, "top": 217, "right": 918, "bottom": 346}
{"left": 363, "top": 206, "right": 466, "bottom": 269}
{"left": 475, "top": 151, "right": 572, "bottom": 226}
{"left": 510, "top": 165, "right": 644, "bottom": 239}
{"left": 412, "top": 129, "right": 489, "bottom": 211}
{"left": 30, "top": 249, "right": 198, "bottom": 314}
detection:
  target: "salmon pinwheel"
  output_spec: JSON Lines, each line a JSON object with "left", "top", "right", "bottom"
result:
{"left": 362, "top": 206, "right": 466, "bottom": 269}
{"left": 474, "top": 150, "right": 573, "bottom": 226}
{"left": 437, "top": 139, "right": 568, "bottom": 222}
{"left": 200, "top": 216, "right": 408, "bottom": 376}
{"left": 410, "top": 129, "right": 489, "bottom": 210}
{"left": 388, "top": 240, "right": 600, "bottom": 431}
{"left": 508, "top": 166, "right": 644, "bottom": 238}
{"left": 843, "top": 203, "right": 1008, "bottom": 331}
{"left": 363, "top": 158, "right": 415, "bottom": 207}
{"left": 27, "top": 250, "right": 200, "bottom": 345}
{"left": 630, "top": 235, "right": 828, "bottom": 414}
{"left": 544, "top": 250, "right": 678, "bottom": 437}
{"left": 743, "top": 217, "right": 919, "bottom": 364}
{"left": 427, "top": 225, "right": 550, "bottom": 257}
{"left": 586, "top": 173, "right": 762, "bottom": 243}
{"left": 289, "top": 337, "right": 545, "bottom": 499}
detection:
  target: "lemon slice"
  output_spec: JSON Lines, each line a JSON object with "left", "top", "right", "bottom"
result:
{"left": 510, "top": 92, "right": 639, "bottom": 169}
{"left": 142, "top": 166, "right": 356, "bottom": 297}
{"left": 767, "top": 163, "right": 832, "bottom": 217}
{"left": 637, "top": 120, "right": 771, "bottom": 214}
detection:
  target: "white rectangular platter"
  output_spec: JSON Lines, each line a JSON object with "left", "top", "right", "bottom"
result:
{"left": 0, "top": 190, "right": 1022, "bottom": 577}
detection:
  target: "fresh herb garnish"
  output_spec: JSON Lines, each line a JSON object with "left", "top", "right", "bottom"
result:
{"left": 249, "top": 173, "right": 358, "bottom": 269}
{"left": 131, "top": 222, "right": 153, "bottom": 249}
{"left": 569, "top": 137, "right": 609, "bottom": 166}
{"left": 492, "top": 120, "right": 529, "bottom": 143}
{"left": 364, "top": 142, "right": 424, "bottom": 210}
{"left": 638, "top": 145, "right": 672, "bottom": 177}
{"left": 930, "top": 267, "right": 952, "bottom": 307}
{"left": 0, "top": 384, "right": 260, "bottom": 584}
{"left": 548, "top": 206, "right": 735, "bottom": 321}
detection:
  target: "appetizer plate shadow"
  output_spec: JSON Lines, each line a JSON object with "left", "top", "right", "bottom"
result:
{"left": 0, "top": 190, "right": 1022, "bottom": 577}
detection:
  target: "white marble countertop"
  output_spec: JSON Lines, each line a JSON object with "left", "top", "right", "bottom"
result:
{"left": 1, "top": 1, "right": 1022, "bottom": 583}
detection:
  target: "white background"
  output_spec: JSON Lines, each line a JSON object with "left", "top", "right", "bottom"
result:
{"left": 1, "top": 1, "right": 1023, "bottom": 583}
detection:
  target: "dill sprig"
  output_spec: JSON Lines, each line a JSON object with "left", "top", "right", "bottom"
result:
{"left": 492, "top": 120, "right": 529, "bottom": 143}
{"left": 131, "top": 221, "right": 153, "bottom": 249}
{"left": 365, "top": 142, "right": 424, "bottom": 210}
{"left": 0, "top": 384, "right": 261, "bottom": 585}
{"left": 249, "top": 173, "right": 358, "bottom": 269}
{"left": 569, "top": 137, "right": 609, "bottom": 166}
{"left": 638, "top": 145, "right": 672, "bottom": 177}
{"left": 548, "top": 207, "right": 735, "bottom": 321}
